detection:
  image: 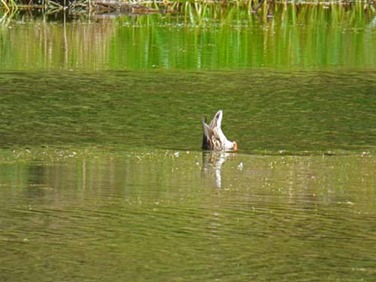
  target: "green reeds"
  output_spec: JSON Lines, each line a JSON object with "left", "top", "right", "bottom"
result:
{"left": 1, "top": 3, "right": 375, "bottom": 69}
{"left": 1, "top": 0, "right": 376, "bottom": 12}
{"left": 0, "top": 0, "right": 17, "bottom": 12}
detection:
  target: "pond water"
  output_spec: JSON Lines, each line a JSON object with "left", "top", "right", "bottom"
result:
{"left": 1, "top": 3, "right": 376, "bottom": 70}
{"left": 1, "top": 150, "right": 376, "bottom": 281}
{"left": 1, "top": 3, "right": 376, "bottom": 281}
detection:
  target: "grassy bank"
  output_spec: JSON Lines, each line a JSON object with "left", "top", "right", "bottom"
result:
{"left": 1, "top": 0, "right": 376, "bottom": 14}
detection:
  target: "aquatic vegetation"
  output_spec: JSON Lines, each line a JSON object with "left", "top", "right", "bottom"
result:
{"left": 1, "top": 0, "right": 375, "bottom": 17}
{"left": 1, "top": 1, "right": 375, "bottom": 69}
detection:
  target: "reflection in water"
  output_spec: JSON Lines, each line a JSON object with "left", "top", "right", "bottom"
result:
{"left": 202, "top": 152, "right": 236, "bottom": 188}
{"left": 1, "top": 4, "right": 376, "bottom": 70}
{"left": 27, "top": 164, "right": 45, "bottom": 186}
{"left": 1, "top": 150, "right": 376, "bottom": 281}
{"left": 26, "top": 163, "right": 47, "bottom": 199}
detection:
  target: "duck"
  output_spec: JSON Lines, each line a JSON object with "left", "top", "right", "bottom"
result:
{"left": 202, "top": 110, "right": 238, "bottom": 151}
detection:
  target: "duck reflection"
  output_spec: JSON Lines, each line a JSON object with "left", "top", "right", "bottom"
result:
{"left": 202, "top": 151, "right": 236, "bottom": 189}
{"left": 26, "top": 163, "right": 47, "bottom": 198}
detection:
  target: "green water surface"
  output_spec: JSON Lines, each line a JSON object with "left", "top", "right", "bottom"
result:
{"left": 1, "top": 3, "right": 376, "bottom": 70}
{"left": 1, "top": 69, "right": 376, "bottom": 154}
{"left": 1, "top": 4, "right": 376, "bottom": 281}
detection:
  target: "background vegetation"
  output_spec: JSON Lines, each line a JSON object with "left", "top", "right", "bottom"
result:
{"left": 1, "top": 0, "right": 376, "bottom": 15}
